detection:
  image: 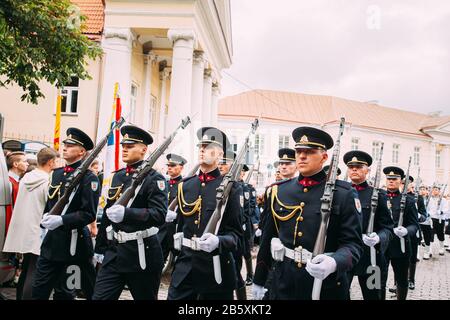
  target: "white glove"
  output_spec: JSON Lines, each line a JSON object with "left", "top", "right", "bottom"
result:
{"left": 41, "top": 214, "right": 63, "bottom": 230}
{"left": 93, "top": 253, "right": 104, "bottom": 265}
{"left": 252, "top": 284, "right": 267, "bottom": 300}
{"left": 306, "top": 254, "right": 337, "bottom": 281}
{"left": 393, "top": 226, "right": 408, "bottom": 238}
{"left": 106, "top": 205, "right": 125, "bottom": 223}
{"left": 255, "top": 229, "right": 262, "bottom": 237}
{"left": 363, "top": 232, "right": 380, "bottom": 247}
{"left": 166, "top": 209, "right": 177, "bottom": 223}
{"left": 198, "top": 233, "right": 220, "bottom": 253}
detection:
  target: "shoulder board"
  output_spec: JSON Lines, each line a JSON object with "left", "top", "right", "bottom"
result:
{"left": 270, "top": 178, "right": 292, "bottom": 187}
{"left": 335, "top": 180, "right": 352, "bottom": 190}
{"left": 181, "top": 175, "right": 197, "bottom": 183}
{"left": 112, "top": 168, "right": 125, "bottom": 174}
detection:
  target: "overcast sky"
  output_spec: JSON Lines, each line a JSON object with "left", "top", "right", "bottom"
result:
{"left": 221, "top": 0, "right": 450, "bottom": 115}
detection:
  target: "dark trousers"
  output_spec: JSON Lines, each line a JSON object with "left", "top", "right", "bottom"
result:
{"left": 385, "top": 257, "right": 409, "bottom": 289}
{"left": 93, "top": 261, "right": 161, "bottom": 300}
{"left": 16, "top": 253, "right": 38, "bottom": 300}
{"left": 421, "top": 224, "right": 433, "bottom": 245}
{"left": 31, "top": 256, "right": 96, "bottom": 300}
{"left": 167, "top": 272, "right": 233, "bottom": 300}
{"left": 233, "top": 251, "right": 245, "bottom": 288}
{"left": 432, "top": 218, "right": 445, "bottom": 241}
{"left": 348, "top": 273, "right": 381, "bottom": 300}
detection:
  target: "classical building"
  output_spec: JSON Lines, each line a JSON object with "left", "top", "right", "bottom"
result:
{"left": 0, "top": 0, "right": 232, "bottom": 168}
{"left": 218, "top": 90, "right": 450, "bottom": 191}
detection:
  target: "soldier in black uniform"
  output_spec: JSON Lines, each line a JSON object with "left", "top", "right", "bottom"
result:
{"left": 158, "top": 154, "right": 187, "bottom": 266}
{"left": 32, "top": 128, "right": 100, "bottom": 300}
{"left": 252, "top": 127, "right": 363, "bottom": 300}
{"left": 93, "top": 125, "right": 168, "bottom": 300}
{"left": 404, "top": 176, "right": 427, "bottom": 290}
{"left": 168, "top": 127, "right": 243, "bottom": 300}
{"left": 277, "top": 148, "right": 297, "bottom": 180}
{"left": 343, "top": 151, "right": 394, "bottom": 300}
{"left": 382, "top": 166, "right": 419, "bottom": 300}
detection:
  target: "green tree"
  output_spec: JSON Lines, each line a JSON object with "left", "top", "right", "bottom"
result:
{"left": 0, "top": 0, "right": 102, "bottom": 104}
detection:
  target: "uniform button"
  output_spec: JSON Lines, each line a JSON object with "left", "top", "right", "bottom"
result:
{"left": 194, "top": 220, "right": 199, "bottom": 225}
{"left": 297, "top": 232, "right": 303, "bottom": 237}
{"left": 63, "top": 173, "right": 67, "bottom": 176}
{"left": 297, "top": 263, "right": 302, "bottom": 268}
{"left": 201, "top": 183, "right": 206, "bottom": 187}
{"left": 337, "top": 282, "right": 341, "bottom": 286}
{"left": 303, "top": 188, "right": 308, "bottom": 193}
{"left": 300, "top": 202, "right": 305, "bottom": 207}
{"left": 299, "top": 216, "right": 304, "bottom": 221}
{"left": 126, "top": 173, "right": 129, "bottom": 176}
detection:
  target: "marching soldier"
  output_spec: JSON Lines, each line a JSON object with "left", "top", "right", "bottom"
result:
{"left": 93, "top": 125, "right": 168, "bottom": 300}
{"left": 32, "top": 128, "right": 99, "bottom": 300}
{"left": 343, "top": 151, "right": 394, "bottom": 300}
{"left": 427, "top": 185, "right": 449, "bottom": 256}
{"left": 252, "top": 127, "right": 363, "bottom": 300}
{"left": 382, "top": 166, "right": 419, "bottom": 300}
{"left": 158, "top": 154, "right": 187, "bottom": 264}
{"left": 419, "top": 186, "right": 433, "bottom": 259}
{"left": 277, "top": 148, "right": 297, "bottom": 180}
{"left": 168, "top": 127, "right": 243, "bottom": 300}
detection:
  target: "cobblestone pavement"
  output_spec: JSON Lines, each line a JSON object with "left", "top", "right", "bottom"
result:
{"left": 1, "top": 241, "right": 449, "bottom": 300}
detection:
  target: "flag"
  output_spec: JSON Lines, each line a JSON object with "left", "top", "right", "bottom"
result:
{"left": 53, "top": 90, "right": 62, "bottom": 151}
{"left": 99, "top": 83, "right": 121, "bottom": 209}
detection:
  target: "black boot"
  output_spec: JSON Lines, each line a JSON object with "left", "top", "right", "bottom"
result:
{"left": 388, "top": 285, "right": 396, "bottom": 293}
{"left": 235, "top": 286, "right": 247, "bottom": 300}
{"left": 244, "top": 257, "right": 253, "bottom": 286}
{"left": 408, "top": 263, "right": 416, "bottom": 290}
{"left": 380, "top": 288, "right": 386, "bottom": 300}
{"left": 396, "top": 286, "right": 408, "bottom": 300}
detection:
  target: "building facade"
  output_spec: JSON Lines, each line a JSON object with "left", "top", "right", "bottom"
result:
{"left": 0, "top": 0, "right": 232, "bottom": 170}
{"left": 218, "top": 90, "right": 450, "bottom": 191}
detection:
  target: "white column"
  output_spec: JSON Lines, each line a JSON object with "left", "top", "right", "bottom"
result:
{"left": 210, "top": 82, "right": 220, "bottom": 128}
{"left": 166, "top": 29, "right": 195, "bottom": 159}
{"left": 430, "top": 142, "right": 437, "bottom": 184}
{"left": 142, "top": 52, "right": 156, "bottom": 131}
{"left": 189, "top": 51, "right": 206, "bottom": 167}
{"left": 97, "top": 27, "right": 134, "bottom": 143}
{"left": 201, "top": 69, "right": 213, "bottom": 127}
{"left": 158, "top": 67, "right": 171, "bottom": 143}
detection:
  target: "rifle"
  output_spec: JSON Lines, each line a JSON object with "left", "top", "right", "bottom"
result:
{"left": 245, "top": 159, "right": 260, "bottom": 184}
{"left": 114, "top": 117, "right": 191, "bottom": 207}
{"left": 437, "top": 184, "right": 447, "bottom": 223}
{"left": 49, "top": 117, "right": 125, "bottom": 217}
{"left": 168, "top": 163, "right": 200, "bottom": 211}
{"left": 366, "top": 142, "right": 384, "bottom": 267}
{"left": 398, "top": 156, "right": 412, "bottom": 253}
{"left": 415, "top": 167, "right": 422, "bottom": 202}
{"left": 311, "top": 117, "right": 345, "bottom": 300}
{"left": 203, "top": 118, "right": 259, "bottom": 284}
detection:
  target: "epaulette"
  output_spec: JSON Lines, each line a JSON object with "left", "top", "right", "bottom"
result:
{"left": 265, "top": 178, "right": 292, "bottom": 198}
{"left": 181, "top": 174, "right": 197, "bottom": 183}
{"left": 112, "top": 167, "right": 125, "bottom": 174}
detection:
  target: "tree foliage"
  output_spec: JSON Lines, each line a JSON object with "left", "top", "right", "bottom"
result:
{"left": 0, "top": 0, "right": 102, "bottom": 104}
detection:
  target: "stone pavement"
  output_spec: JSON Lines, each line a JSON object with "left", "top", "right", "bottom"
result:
{"left": 1, "top": 241, "right": 449, "bottom": 300}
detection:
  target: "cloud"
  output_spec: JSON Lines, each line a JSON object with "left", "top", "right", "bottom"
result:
{"left": 222, "top": 0, "right": 450, "bottom": 115}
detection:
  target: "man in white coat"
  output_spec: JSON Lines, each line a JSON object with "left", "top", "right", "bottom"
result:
{"left": 3, "top": 147, "right": 58, "bottom": 299}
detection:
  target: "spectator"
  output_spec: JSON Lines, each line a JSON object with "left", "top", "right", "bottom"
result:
{"left": 3, "top": 147, "right": 58, "bottom": 299}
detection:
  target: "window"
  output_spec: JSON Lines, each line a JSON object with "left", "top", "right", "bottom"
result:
{"left": 351, "top": 137, "right": 359, "bottom": 150}
{"left": 278, "top": 135, "right": 289, "bottom": 149}
{"left": 60, "top": 77, "right": 79, "bottom": 114}
{"left": 255, "top": 134, "right": 265, "bottom": 156}
{"left": 372, "top": 141, "right": 381, "bottom": 161}
{"left": 436, "top": 149, "right": 441, "bottom": 168}
{"left": 392, "top": 144, "right": 400, "bottom": 164}
{"left": 413, "top": 147, "right": 420, "bottom": 166}
{"left": 130, "top": 83, "right": 138, "bottom": 123}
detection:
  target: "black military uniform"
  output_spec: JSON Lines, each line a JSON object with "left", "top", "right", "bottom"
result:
{"left": 93, "top": 125, "right": 168, "bottom": 300}
{"left": 32, "top": 128, "right": 100, "bottom": 300}
{"left": 382, "top": 166, "right": 419, "bottom": 300}
{"left": 253, "top": 127, "right": 363, "bottom": 300}
{"left": 343, "top": 151, "right": 394, "bottom": 300}
{"left": 406, "top": 176, "right": 427, "bottom": 290}
{"left": 158, "top": 154, "right": 187, "bottom": 264}
{"left": 168, "top": 127, "right": 243, "bottom": 300}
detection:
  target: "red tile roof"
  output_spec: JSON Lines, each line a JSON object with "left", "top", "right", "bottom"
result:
{"left": 71, "top": 0, "right": 104, "bottom": 40}
{"left": 218, "top": 90, "right": 450, "bottom": 137}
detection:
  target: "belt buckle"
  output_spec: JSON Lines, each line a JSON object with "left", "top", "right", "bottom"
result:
{"left": 294, "top": 246, "right": 303, "bottom": 263}
{"left": 135, "top": 230, "right": 143, "bottom": 240}
{"left": 191, "top": 237, "right": 200, "bottom": 251}
{"left": 302, "top": 249, "right": 312, "bottom": 263}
